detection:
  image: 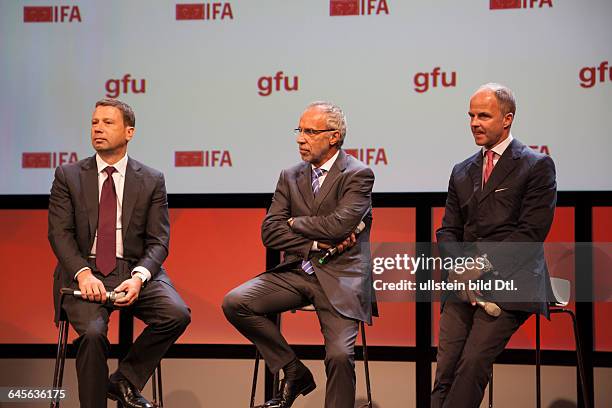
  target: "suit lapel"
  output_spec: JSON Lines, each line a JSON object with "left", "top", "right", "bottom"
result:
{"left": 313, "top": 150, "right": 347, "bottom": 214}
{"left": 479, "top": 139, "right": 521, "bottom": 202}
{"left": 122, "top": 157, "right": 143, "bottom": 239}
{"left": 467, "top": 152, "right": 483, "bottom": 202}
{"left": 296, "top": 162, "right": 314, "bottom": 211}
{"left": 80, "top": 156, "right": 99, "bottom": 248}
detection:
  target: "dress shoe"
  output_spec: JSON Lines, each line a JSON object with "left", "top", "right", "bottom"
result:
{"left": 255, "top": 368, "right": 316, "bottom": 408}
{"left": 107, "top": 377, "right": 153, "bottom": 408}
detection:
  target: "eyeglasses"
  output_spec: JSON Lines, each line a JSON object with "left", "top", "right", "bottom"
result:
{"left": 294, "top": 128, "right": 338, "bottom": 136}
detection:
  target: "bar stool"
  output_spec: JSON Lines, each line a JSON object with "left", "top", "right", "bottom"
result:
{"left": 535, "top": 277, "right": 590, "bottom": 408}
{"left": 51, "top": 289, "right": 164, "bottom": 407}
{"left": 249, "top": 304, "right": 373, "bottom": 408}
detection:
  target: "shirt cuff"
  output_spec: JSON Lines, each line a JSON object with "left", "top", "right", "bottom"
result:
{"left": 131, "top": 266, "right": 151, "bottom": 282}
{"left": 311, "top": 241, "right": 319, "bottom": 251}
{"left": 74, "top": 267, "right": 91, "bottom": 281}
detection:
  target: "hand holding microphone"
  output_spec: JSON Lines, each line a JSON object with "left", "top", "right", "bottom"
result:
{"left": 61, "top": 288, "right": 127, "bottom": 305}
{"left": 319, "top": 221, "right": 366, "bottom": 264}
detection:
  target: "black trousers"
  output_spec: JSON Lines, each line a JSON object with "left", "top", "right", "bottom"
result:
{"left": 222, "top": 267, "right": 359, "bottom": 408}
{"left": 63, "top": 260, "right": 191, "bottom": 408}
{"left": 431, "top": 299, "right": 530, "bottom": 408}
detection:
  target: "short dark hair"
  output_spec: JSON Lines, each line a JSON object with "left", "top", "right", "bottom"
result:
{"left": 95, "top": 98, "right": 135, "bottom": 127}
{"left": 477, "top": 83, "right": 516, "bottom": 116}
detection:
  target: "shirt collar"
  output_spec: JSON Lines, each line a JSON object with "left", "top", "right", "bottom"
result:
{"left": 312, "top": 150, "right": 340, "bottom": 173}
{"left": 482, "top": 133, "right": 514, "bottom": 158}
{"left": 96, "top": 153, "right": 128, "bottom": 177}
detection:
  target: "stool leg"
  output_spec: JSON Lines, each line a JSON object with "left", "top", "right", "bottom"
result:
{"left": 360, "top": 321, "right": 372, "bottom": 408}
{"left": 536, "top": 313, "right": 541, "bottom": 408}
{"left": 155, "top": 363, "right": 163, "bottom": 408}
{"left": 564, "top": 309, "right": 590, "bottom": 408}
{"left": 51, "top": 306, "right": 69, "bottom": 408}
{"left": 250, "top": 349, "right": 260, "bottom": 408}
{"left": 152, "top": 367, "right": 157, "bottom": 406}
{"left": 488, "top": 369, "right": 493, "bottom": 408}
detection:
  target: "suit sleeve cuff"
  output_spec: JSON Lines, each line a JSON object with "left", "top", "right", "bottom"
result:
{"left": 132, "top": 266, "right": 151, "bottom": 282}
{"left": 74, "top": 267, "right": 90, "bottom": 281}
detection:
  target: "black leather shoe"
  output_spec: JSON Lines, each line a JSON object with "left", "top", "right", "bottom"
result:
{"left": 255, "top": 368, "right": 316, "bottom": 408}
{"left": 107, "top": 377, "right": 153, "bottom": 408}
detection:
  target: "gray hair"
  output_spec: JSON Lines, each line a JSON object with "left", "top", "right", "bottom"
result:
{"left": 306, "top": 101, "right": 347, "bottom": 147}
{"left": 476, "top": 83, "right": 516, "bottom": 116}
{"left": 95, "top": 98, "right": 136, "bottom": 127}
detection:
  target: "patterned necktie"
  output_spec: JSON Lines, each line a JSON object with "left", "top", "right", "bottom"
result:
{"left": 96, "top": 166, "right": 117, "bottom": 276}
{"left": 302, "top": 167, "right": 326, "bottom": 275}
{"left": 483, "top": 150, "right": 495, "bottom": 185}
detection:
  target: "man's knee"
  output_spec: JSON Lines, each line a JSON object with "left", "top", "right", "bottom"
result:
{"left": 221, "top": 289, "right": 247, "bottom": 321}
{"left": 325, "top": 346, "right": 355, "bottom": 369}
{"left": 166, "top": 304, "right": 191, "bottom": 332}
{"left": 456, "top": 350, "right": 491, "bottom": 378}
{"left": 78, "top": 321, "right": 109, "bottom": 349}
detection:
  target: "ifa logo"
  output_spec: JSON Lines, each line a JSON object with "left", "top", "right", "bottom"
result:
{"left": 175, "top": 150, "right": 233, "bottom": 167}
{"left": 490, "top": 0, "right": 552, "bottom": 10}
{"left": 330, "top": 0, "right": 389, "bottom": 16}
{"left": 22, "top": 152, "right": 78, "bottom": 168}
{"left": 579, "top": 61, "right": 611, "bottom": 89}
{"left": 105, "top": 74, "right": 146, "bottom": 98}
{"left": 23, "top": 5, "right": 81, "bottom": 23}
{"left": 176, "top": 3, "right": 233, "bottom": 20}
{"left": 257, "top": 71, "right": 299, "bottom": 97}
{"left": 345, "top": 148, "right": 388, "bottom": 166}
{"left": 414, "top": 67, "right": 456, "bottom": 93}
{"left": 529, "top": 145, "right": 550, "bottom": 155}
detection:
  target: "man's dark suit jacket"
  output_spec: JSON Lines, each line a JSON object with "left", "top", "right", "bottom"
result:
{"left": 261, "top": 150, "right": 376, "bottom": 324}
{"left": 48, "top": 155, "right": 171, "bottom": 323}
{"left": 437, "top": 138, "right": 557, "bottom": 315}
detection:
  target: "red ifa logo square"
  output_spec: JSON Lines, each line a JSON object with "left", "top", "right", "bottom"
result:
{"left": 23, "top": 6, "right": 53, "bottom": 22}
{"left": 22, "top": 153, "right": 51, "bottom": 168}
{"left": 490, "top": 0, "right": 521, "bottom": 9}
{"left": 176, "top": 4, "right": 205, "bottom": 20}
{"left": 175, "top": 151, "right": 204, "bottom": 167}
{"left": 330, "top": 0, "right": 359, "bottom": 16}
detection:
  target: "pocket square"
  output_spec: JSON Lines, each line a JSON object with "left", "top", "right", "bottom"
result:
{"left": 494, "top": 187, "right": 509, "bottom": 192}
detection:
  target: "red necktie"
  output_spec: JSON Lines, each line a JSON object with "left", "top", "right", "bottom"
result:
{"left": 96, "top": 166, "right": 117, "bottom": 276}
{"left": 483, "top": 150, "right": 495, "bottom": 185}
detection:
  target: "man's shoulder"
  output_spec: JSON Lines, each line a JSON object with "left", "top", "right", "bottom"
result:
{"left": 56, "top": 155, "right": 93, "bottom": 175}
{"left": 282, "top": 161, "right": 308, "bottom": 176}
{"left": 512, "top": 139, "right": 554, "bottom": 167}
{"left": 343, "top": 151, "right": 371, "bottom": 173}
{"left": 128, "top": 157, "right": 164, "bottom": 178}
{"left": 452, "top": 150, "right": 481, "bottom": 174}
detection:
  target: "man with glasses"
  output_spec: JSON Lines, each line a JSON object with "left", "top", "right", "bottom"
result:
{"left": 223, "top": 101, "right": 375, "bottom": 408}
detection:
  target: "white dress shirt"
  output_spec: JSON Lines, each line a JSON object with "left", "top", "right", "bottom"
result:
{"left": 74, "top": 154, "right": 151, "bottom": 282}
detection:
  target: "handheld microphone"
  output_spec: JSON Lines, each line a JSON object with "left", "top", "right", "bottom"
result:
{"left": 474, "top": 295, "right": 502, "bottom": 317}
{"left": 318, "top": 221, "right": 366, "bottom": 265}
{"left": 60, "top": 288, "right": 126, "bottom": 304}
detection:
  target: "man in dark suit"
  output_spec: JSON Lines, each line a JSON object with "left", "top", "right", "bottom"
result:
{"left": 431, "top": 83, "right": 557, "bottom": 408}
{"left": 48, "top": 98, "right": 191, "bottom": 408}
{"left": 223, "top": 101, "right": 375, "bottom": 408}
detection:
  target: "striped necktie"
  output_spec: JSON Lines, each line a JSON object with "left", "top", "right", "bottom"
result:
{"left": 302, "top": 167, "right": 326, "bottom": 274}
